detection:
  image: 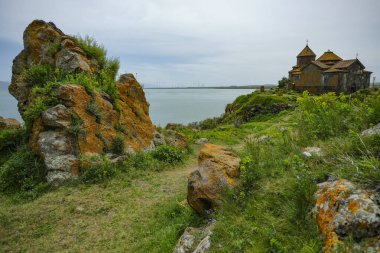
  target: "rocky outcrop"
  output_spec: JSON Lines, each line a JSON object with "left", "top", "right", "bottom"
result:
{"left": 8, "top": 20, "right": 155, "bottom": 183}
{"left": 173, "top": 223, "right": 214, "bottom": 253}
{"left": 9, "top": 20, "right": 93, "bottom": 114}
{"left": 187, "top": 144, "right": 240, "bottom": 214}
{"left": 166, "top": 130, "right": 189, "bottom": 149}
{"left": 314, "top": 179, "right": 380, "bottom": 252}
{"left": 28, "top": 75, "right": 155, "bottom": 182}
{"left": 0, "top": 116, "right": 21, "bottom": 130}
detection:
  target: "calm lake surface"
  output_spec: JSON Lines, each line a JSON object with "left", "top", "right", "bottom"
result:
{"left": 0, "top": 82, "right": 22, "bottom": 121}
{"left": 144, "top": 88, "right": 254, "bottom": 126}
{"left": 0, "top": 83, "right": 254, "bottom": 126}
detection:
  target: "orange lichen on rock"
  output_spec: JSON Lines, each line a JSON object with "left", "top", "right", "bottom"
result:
{"left": 348, "top": 201, "right": 359, "bottom": 214}
{"left": 315, "top": 179, "right": 351, "bottom": 252}
{"left": 9, "top": 20, "right": 156, "bottom": 182}
{"left": 315, "top": 179, "right": 380, "bottom": 252}
{"left": 187, "top": 144, "right": 240, "bottom": 214}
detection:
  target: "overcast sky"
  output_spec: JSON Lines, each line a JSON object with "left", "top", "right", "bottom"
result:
{"left": 0, "top": 0, "right": 379, "bottom": 86}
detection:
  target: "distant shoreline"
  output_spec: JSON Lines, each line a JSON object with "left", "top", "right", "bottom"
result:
{"left": 144, "top": 84, "right": 276, "bottom": 89}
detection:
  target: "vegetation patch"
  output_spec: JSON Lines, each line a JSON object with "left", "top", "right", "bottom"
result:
{"left": 0, "top": 145, "right": 49, "bottom": 200}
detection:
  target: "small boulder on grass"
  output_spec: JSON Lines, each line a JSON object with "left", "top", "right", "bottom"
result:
{"left": 187, "top": 144, "right": 240, "bottom": 215}
{"left": 302, "top": 146, "right": 323, "bottom": 157}
{"left": 166, "top": 130, "right": 189, "bottom": 149}
{"left": 173, "top": 223, "right": 214, "bottom": 253}
{"left": 195, "top": 138, "right": 208, "bottom": 144}
{"left": 361, "top": 123, "right": 380, "bottom": 137}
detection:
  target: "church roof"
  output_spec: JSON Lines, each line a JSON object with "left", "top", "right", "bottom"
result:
{"left": 331, "top": 59, "right": 362, "bottom": 69}
{"left": 317, "top": 50, "right": 343, "bottom": 62}
{"left": 312, "top": 61, "right": 330, "bottom": 69}
{"left": 297, "top": 45, "right": 316, "bottom": 57}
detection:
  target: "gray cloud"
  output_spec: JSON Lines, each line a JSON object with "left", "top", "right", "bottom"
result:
{"left": 0, "top": 0, "right": 379, "bottom": 85}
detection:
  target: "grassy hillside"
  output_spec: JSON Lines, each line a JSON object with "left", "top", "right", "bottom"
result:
{"left": 1, "top": 88, "right": 379, "bottom": 252}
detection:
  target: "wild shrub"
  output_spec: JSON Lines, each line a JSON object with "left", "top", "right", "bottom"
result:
{"left": 115, "top": 123, "right": 129, "bottom": 135}
{"left": 0, "top": 128, "right": 26, "bottom": 151}
{"left": 366, "top": 95, "right": 380, "bottom": 125}
{"left": 80, "top": 156, "right": 118, "bottom": 183}
{"left": 22, "top": 65, "right": 65, "bottom": 87}
{"left": 123, "top": 152, "right": 157, "bottom": 172}
{"left": 74, "top": 35, "right": 107, "bottom": 69}
{"left": 198, "top": 117, "right": 222, "bottom": 130}
{"left": 23, "top": 96, "right": 58, "bottom": 131}
{"left": 151, "top": 145, "right": 185, "bottom": 164}
{"left": 296, "top": 91, "right": 369, "bottom": 142}
{"left": 86, "top": 100, "right": 102, "bottom": 123}
{"left": 112, "top": 134, "right": 125, "bottom": 155}
{"left": 0, "top": 146, "right": 48, "bottom": 198}
{"left": 68, "top": 113, "right": 85, "bottom": 137}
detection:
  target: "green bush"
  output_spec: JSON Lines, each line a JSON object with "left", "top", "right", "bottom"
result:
{"left": 278, "top": 76, "right": 291, "bottom": 89}
{"left": 367, "top": 95, "right": 380, "bottom": 125}
{"left": 74, "top": 35, "right": 107, "bottom": 69}
{"left": 0, "top": 146, "right": 48, "bottom": 198}
{"left": 86, "top": 100, "right": 102, "bottom": 123}
{"left": 123, "top": 152, "right": 157, "bottom": 172}
{"left": 0, "top": 128, "right": 26, "bottom": 151}
{"left": 22, "top": 65, "right": 64, "bottom": 87}
{"left": 151, "top": 145, "right": 185, "bottom": 164}
{"left": 296, "top": 91, "right": 369, "bottom": 141}
{"left": 80, "top": 156, "right": 118, "bottom": 183}
{"left": 23, "top": 96, "right": 58, "bottom": 131}
{"left": 112, "top": 134, "right": 125, "bottom": 155}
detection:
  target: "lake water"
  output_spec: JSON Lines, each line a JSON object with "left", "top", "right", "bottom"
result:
{"left": 0, "top": 83, "right": 254, "bottom": 126}
{"left": 0, "top": 82, "right": 22, "bottom": 121}
{"left": 144, "top": 88, "right": 254, "bottom": 126}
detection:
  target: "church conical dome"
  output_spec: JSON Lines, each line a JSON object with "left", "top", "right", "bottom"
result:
{"left": 297, "top": 45, "right": 316, "bottom": 57}
{"left": 317, "top": 50, "right": 342, "bottom": 64}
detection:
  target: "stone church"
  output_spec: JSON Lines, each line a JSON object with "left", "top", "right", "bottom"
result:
{"left": 289, "top": 44, "right": 372, "bottom": 93}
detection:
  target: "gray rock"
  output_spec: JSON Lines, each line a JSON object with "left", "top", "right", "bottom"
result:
{"left": 153, "top": 131, "right": 166, "bottom": 146}
{"left": 55, "top": 48, "right": 91, "bottom": 73}
{"left": 37, "top": 131, "right": 78, "bottom": 183}
{"left": 193, "top": 235, "right": 211, "bottom": 253}
{"left": 302, "top": 146, "right": 322, "bottom": 157}
{"left": 257, "top": 135, "right": 270, "bottom": 143}
{"left": 41, "top": 104, "right": 72, "bottom": 128}
{"left": 362, "top": 123, "right": 380, "bottom": 137}
{"left": 195, "top": 138, "right": 208, "bottom": 144}
{"left": 173, "top": 223, "right": 214, "bottom": 253}
{"left": 38, "top": 131, "right": 75, "bottom": 155}
{"left": 110, "top": 155, "right": 129, "bottom": 165}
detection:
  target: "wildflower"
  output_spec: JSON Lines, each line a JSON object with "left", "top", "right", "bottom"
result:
{"left": 328, "top": 176, "right": 335, "bottom": 182}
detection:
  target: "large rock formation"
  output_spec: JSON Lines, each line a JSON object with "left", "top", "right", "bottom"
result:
{"left": 8, "top": 20, "right": 155, "bottom": 182}
{"left": 9, "top": 20, "right": 93, "bottom": 114}
{"left": 187, "top": 144, "right": 240, "bottom": 214}
{"left": 314, "top": 179, "right": 380, "bottom": 252}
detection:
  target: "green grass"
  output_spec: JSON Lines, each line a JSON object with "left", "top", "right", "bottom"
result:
{"left": 1, "top": 89, "right": 379, "bottom": 252}
{"left": 0, "top": 152, "right": 202, "bottom": 252}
